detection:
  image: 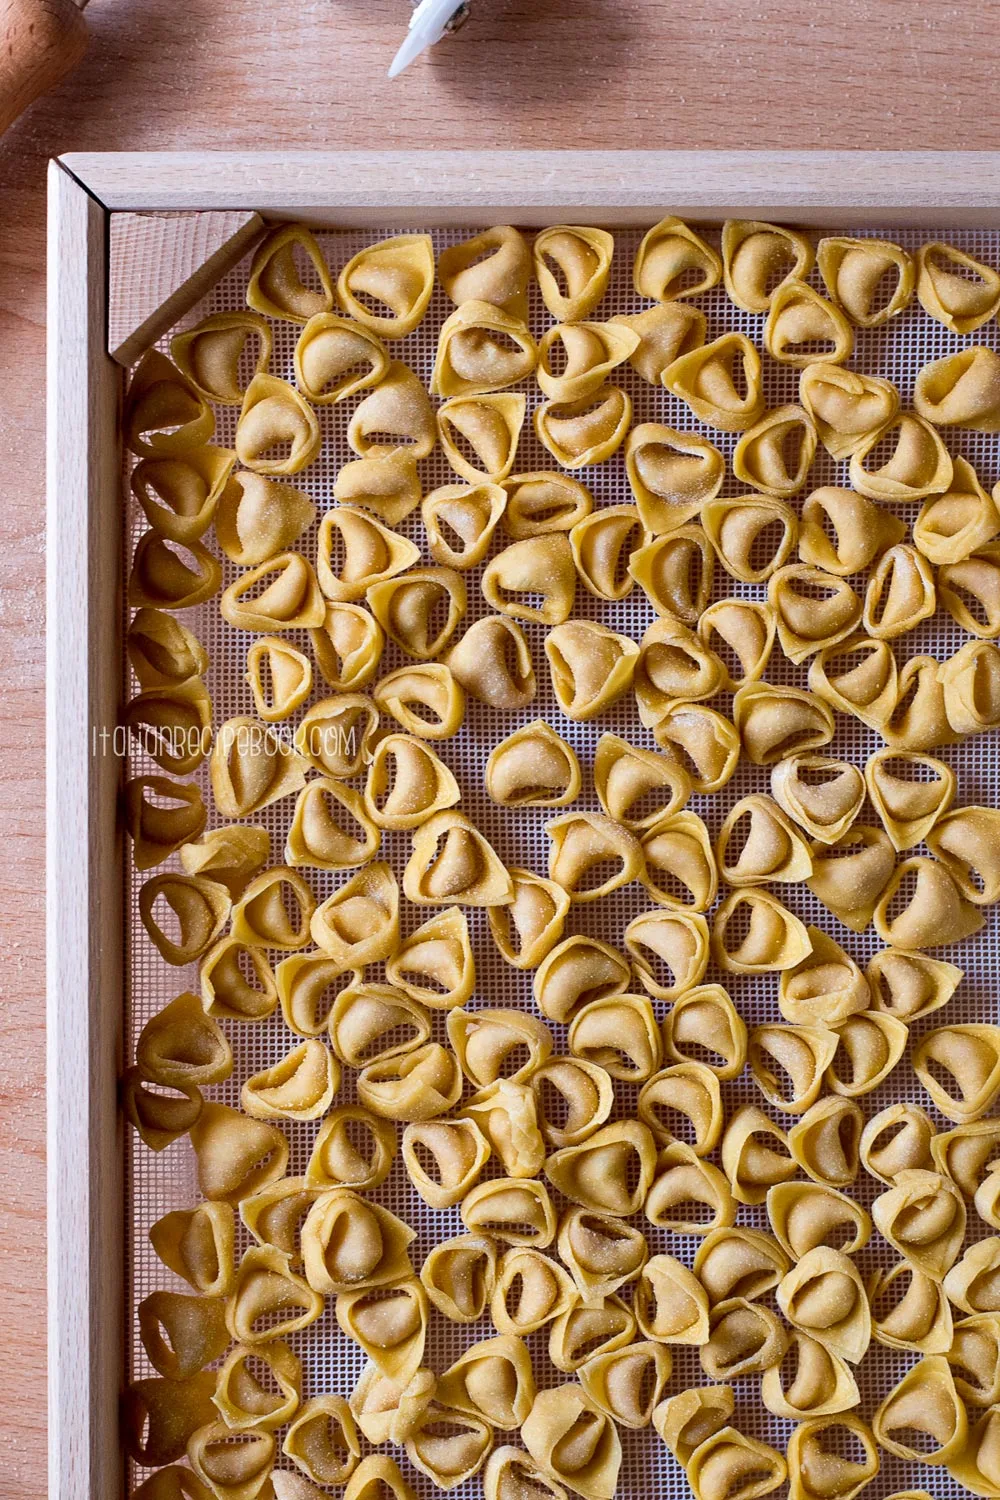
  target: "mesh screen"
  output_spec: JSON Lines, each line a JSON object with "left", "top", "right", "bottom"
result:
{"left": 125, "top": 223, "right": 1000, "bottom": 1500}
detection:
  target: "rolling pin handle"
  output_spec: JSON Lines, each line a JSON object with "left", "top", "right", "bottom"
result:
{"left": 0, "top": 0, "right": 89, "bottom": 136}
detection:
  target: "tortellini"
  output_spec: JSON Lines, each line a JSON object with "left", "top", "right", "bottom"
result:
{"left": 535, "top": 386, "right": 632, "bottom": 468}
{"left": 337, "top": 234, "right": 434, "bottom": 337}
{"left": 663, "top": 333, "right": 764, "bottom": 432}
{"left": 625, "top": 423, "right": 725, "bottom": 530}
{"left": 765, "top": 280, "right": 853, "bottom": 367}
{"left": 733, "top": 406, "right": 818, "bottom": 500}
{"left": 522, "top": 1384, "right": 622, "bottom": 1500}
{"left": 817, "top": 235, "right": 914, "bottom": 326}
{"left": 431, "top": 300, "right": 536, "bottom": 397}
{"left": 722, "top": 219, "right": 813, "bottom": 312}
{"left": 777, "top": 1246, "right": 871, "bottom": 1363}
{"left": 634, "top": 215, "right": 721, "bottom": 301}
{"left": 534, "top": 225, "right": 614, "bottom": 321}
{"left": 916, "top": 239, "right": 1000, "bottom": 332}
{"left": 799, "top": 369, "right": 901, "bottom": 462}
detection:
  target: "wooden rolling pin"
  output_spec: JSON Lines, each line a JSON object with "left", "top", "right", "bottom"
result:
{"left": 0, "top": 0, "right": 88, "bottom": 135}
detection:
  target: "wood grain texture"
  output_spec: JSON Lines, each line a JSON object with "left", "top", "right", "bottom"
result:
{"left": 7, "top": 0, "right": 1000, "bottom": 1492}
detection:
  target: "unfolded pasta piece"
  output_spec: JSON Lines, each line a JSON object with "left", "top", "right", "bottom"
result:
{"left": 932, "top": 1118, "right": 1000, "bottom": 1196}
{"left": 749, "top": 1025, "right": 839, "bottom": 1114}
{"left": 594, "top": 733, "right": 690, "bottom": 831}
{"left": 149, "top": 1201, "right": 235, "bottom": 1297}
{"left": 734, "top": 681, "right": 835, "bottom": 765}
{"left": 311, "top": 602, "right": 383, "bottom": 691}
{"left": 785, "top": 1416, "right": 879, "bottom": 1500}
{"left": 140, "top": 873, "right": 230, "bottom": 964}
{"left": 568, "top": 993, "right": 661, "bottom": 1082}
{"left": 448, "top": 1008, "right": 552, "bottom": 1088}
{"left": 125, "top": 349, "right": 215, "bottom": 458}
{"left": 634, "top": 216, "right": 721, "bottom": 300}
{"left": 502, "top": 471, "right": 594, "bottom": 537}
{"left": 432, "top": 300, "right": 536, "bottom": 397}
{"left": 438, "top": 226, "right": 530, "bottom": 316}
{"left": 403, "top": 1118, "right": 490, "bottom": 1208}
{"left": 765, "top": 280, "right": 853, "bottom": 367}
{"left": 135, "top": 990, "right": 231, "bottom": 1091}
{"left": 915, "top": 456, "right": 1000, "bottom": 568}
{"left": 651, "top": 703, "right": 741, "bottom": 794}
{"left": 625, "top": 423, "right": 725, "bottom": 531}
{"left": 612, "top": 304, "right": 707, "bottom": 385}
{"left": 461, "top": 1081, "right": 546, "bottom": 1178}
{"left": 777, "top": 1246, "right": 871, "bottom": 1362}
{"left": 329, "top": 981, "right": 430, "bottom": 1068}
{"left": 787, "top": 1096, "right": 862, "bottom": 1185}
{"left": 481, "top": 534, "right": 575, "bottom": 624}
{"left": 944, "top": 1239, "right": 1000, "bottom": 1315}
{"left": 245, "top": 223, "right": 333, "bottom": 321}
{"left": 698, "top": 598, "right": 776, "bottom": 690}
{"left": 138, "top": 1287, "right": 228, "bottom": 1381}
{"left": 488, "top": 868, "right": 569, "bottom": 971}
{"left": 293, "top": 313, "right": 388, "bottom": 404}
{"left": 693, "top": 1226, "right": 789, "bottom": 1305}
{"left": 641, "top": 811, "right": 718, "bottom": 910}
{"left": 872, "top": 1167, "right": 966, "bottom": 1279}
{"left": 625, "top": 909, "right": 710, "bottom": 1001}
{"left": 664, "top": 331, "right": 765, "bottom": 432}
{"left": 133, "top": 446, "right": 237, "bottom": 543}
{"left": 220, "top": 551, "right": 325, "bottom": 630}
{"left": 863, "top": 541, "right": 937, "bottom": 638}
{"left": 634, "top": 1253, "right": 709, "bottom": 1344}
{"left": 386, "top": 907, "right": 474, "bottom": 1010}
{"left": 947, "top": 1313, "right": 1000, "bottom": 1406}
{"left": 549, "top": 1296, "right": 636, "bottom": 1374}
{"left": 686, "top": 1427, "right": 786, "bottom": 1500}
{"left": 658, "top": 985, "right": 743, "bottom": 1084}
{"left": 558, "top": 1208, "right": 647, "bottom": 1302}
{"left": 186, "top": 1419, "right": 276, "bottom": 1500}
{"left": 306, "top": 1104, "right": 396, "bottom": 1191}
{"left": 762, "top": 1332, "right": 860, "bottom": 1423}
{"left": 522, "top": 1384, "right": 621, "bottom": 1500}
{"left": 870, "top": 1260, "right": 954, "bottom": 1354}
{"left": 818, "top": 235, "right": 914, "bottom": 326}
{"left": 915, "top": 345, "right": 1000, "bottom": 431}
{"left": 769, "top": 564, "right": 861, "bottom": 662}
{"left": 914, "top": 1024, "right": 1000, "bottom": 1122}
{"left": 422, "top": 483, "right": 506, "bottom": 569}
{"left": 462, "top": 1177, "right": 557, "bottom": 1248}
{"left": 333, "top": 452, "right": 421, "bottom": 526}
{"left": 767, "top": 1181, "right": 870, "bottom": 1261}
{"left": 809, "top": 635, "right": 898, "bottom": 730}
{"left": 358, "top": 1043, "right": 463, "bottom": 1122}
{"left": 294, "top": 694, "right": 378, "bottom": 779}
{"left": 491, "top": 1246, "right": 577, "bottom": 1335}
{"left": 771, "top": 757, "right": 865, "bottom": 847}
{"left": 873, "top": 1356, "right": 968, "bottom": 1465}
{"left": 534, "top": 226, "right": 614, "bottom": 321}
{"left": 236, "top": 374, "right": 321, "bottom": 475}
{"left": 865, "top": 750, "right": 954, "bottom": 851}
{"left": 534, "top": 935, "right": 630, "bottom": 1023}
{"left": 128, "top": 608, "right": 209, "bottom": 689}
{"left": 941, "top": 638, "right": 1000, "bottom": 734}
{"left": 700, "top": 1296, "right": 788, "bottom": 1380}
{"left": 545, "top": 1121, "right": 657, "bottom": 1218}
{"left": 404, "top": 810, "right": 512, "bottom": 906}
{"left": 214, "top": 1339, "right": 302, "bottom": 1432}
{"left": 545, "top": 619, "right": 639, "bottom": 719}
{"left": 437, "top": 1334, "right": 535, "bottom": 1431}
{"left": 420, "top": 1233, "right": 496, "bottom": 1324}
{"left": 129, "top": 535, "right": 222, "bottom": 610}
{"left": 546, "top": 811, "right": 644, "bottom": 901}
{"left": 348, "top": 362, "right": 436, "bottom": 459}
{"left": 646, "top": 1140, "right": 735, "bottom": 1235}
{"left": 241, "top": 1040, "right": 338, "bottom": 1121}
{"left": 447, "top": 615, "right": 537, "bottom": 709}
{"left": 712, "top": 888, "right": 812, "bottom": 974}
{"left": 779, "top": 928, "right": 870, "bottom": 1026}
{"left": 716, "top": 794, "right": 813, "bottom": 887}
{"left": 570, "top": 504, "right": 647, "bottom": 600}
{"left": 245, "top": 638, "right": 312, "bottom": 722}
{"left": 874, "top": 856, "right": 984, "bottom": 948}
{"left": 126, "top": 775, "right": 206, "bottom": 870}
{"left": 860, "top": 1102, "right": 936, "bottom": 1185}
{"left": 317, "top": 506, "right": 420, "bottom": 604}
{"left": 929, "top": 805, "right": 1000, "bottom": 905}
{"left": 629, "top": 527, "right": 714, "bottom": 623}
{"left": 282, "top": 1395, "right": 361, "bottom": 1488}
{"left": 301, "top": 1190, "right": 414, "bottom": 1294}
{"left": 538, "top": 321, "right": 639, "bottom": 403}
{"left": 439, "top": 392, "right": 525, "bottom": 483}
{"left": 721, "top": 1105, "right": 797, "bottom": 1205}
{"left": 535, "top": 386, "right": 631, "bottom": 468}
{"left": 849, "top": 412, "right": 953, "bottom": 503}
{"left": 734, "top": 405, "right": 818, "bottom": 499}
{"left": 336, "top": 1278, "right": 429, "bottom": 1385}
{"left": 365, "top": 734, "right": 460, "bottom": 831}
{"left": 310, "top": 861, "right": 399, "bottom": 967}
{"left": 343, "top": 1456, "right": 417, "bottom": 1500}
{"left": 703, "top": 494, "right": 797, "bottom": 583}
{"left": 374, "top": 662, "right": 465, "bottom": 739}
{"left": 653, "top": 1387, "right": 735, "bottom": 1465}
{"left": 579, "top": 1341, "right": 670, "bottom": 1430}
{"left": 337, "top": 234, "right": 434, "bottom": 337}
{"left": 916, "top": 240, "right": 1000, "bottom": 332}
{"left": 285, "top": 779, "right": 380, "bottom": 870}
{"left": 799, "top": 366, "right": 901, "bottom": 464}
{"left": 805, "top": 825, "right": 895, "bottom": 931}
{"left": 722, "top": 219, "right": 814, "bottom": 312}
{"left": 638, "top": 1062, "right": 723, "bottom": 1155}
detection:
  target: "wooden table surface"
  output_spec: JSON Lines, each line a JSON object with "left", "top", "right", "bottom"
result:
{"left": 2, "top": 0, "right": 998, "bottom": 1488}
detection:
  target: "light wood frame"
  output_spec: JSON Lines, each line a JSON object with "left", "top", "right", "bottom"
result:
{"left": 47, "top": 148, "right": 1000, "bottom": 1500}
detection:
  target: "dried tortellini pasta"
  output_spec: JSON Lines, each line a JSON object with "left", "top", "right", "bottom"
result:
{"left": 336, "top": 1277, "right": 429, "bottom": 1384}
{"left": 634, "top": 1253, "right": 710, "bottom": 1343}
{"left": 236, "top": 374, "right": 321, "bottom": 475}
{"left": 863, "top": 541, "right": 937, "bottom": 637}
{"left": 534, "top": 225, "right": 614, "bottom": 321}
{"left": 712, "top": 888, "right": 812, "bottom": 974}
{"left": 817, "top": 235, "right": 914, "bottom": 326}
{"left": 914, "top": 456, "right": 1000, "bottom": 564}
{"left": 722, "top": 219, "right": 813, "bottom": 312}
{"left": 132, "top": 445, "right": 236, "bottom": 542}
{"left": 125, "top": 349, "right": 214, "bottom": 459}
{"left": 849, "top": 412, "right": 953, "bottom": 503}
{"left": 761, "top": 1334, "right": 860, "bottom": 1421}
{"left": 546, "top": 811, "right": 644, "bottom": 902}
{"left": 611, "top": 301, "right": 705, "bottom": 384}
{"left": 404, "top": 810, "right": 513, "bottom": 906}
{"left": 634, "top": 216, "right": 721, "bottom": 301}
{"left": 333, "top": 452, "right": 421, "bottom": 526}
{"left": 535, "top": 386, "right": 632, "bottom": 468}
{"left": 129, "top": 534, "right": 221, "bottom": 611}
{"left": 488, "top": 869, "right": 570, "bottom": 970}
{"left": 777, "top": 1246, "right": 871, "bottom": 1363}
{"left": 629, "top": 527, "right": 714, "bottom": 623}
{"left": 915, "top": 344, "right": 1000, "bottom": 430}
{"left": 916, "top": 239, "right": 1000, "bottom": 332}
{"left": 482, "top": 533, "right": 575, "bottom": 624}
{"left": 439, "top": 392, "right": 525, "bottom": 483}
{"left": 799, "top": 367, "right": 901, "bottom": 462}
{"left": 721, "top": 1105, "right": 797, "bottom": 1205}
{"left": 568, "top": 992, "right": 661, "bottom": 1081}
{"left": 337, "top": 234, "right": 434, "bottom": 337}
{"left": 432, "top": 300, "right": 537, "bottom": 397}
{"left": 860, "top": 1102, "right": 937, "bottom": 1184}
{"left": 873, "top": 1356, "right": 968, "bottom": 1464}
{"left": 533, "top": 934, "right": 630, "bottom": 1023}
{"left": 693, "top": 1226, "right": 788, "bottom": 1304}
{"left": 538, "top": 320, "right": 639, "bottom": 403}
{"left": 447, "top": 615, "right": 536, "bottom": 709}
{"left": 734, "top": 681, "right": 835, "bottom": 765}
{"left": 784, "top": 1416, "right": 878, "bottom": 1500}
{"left": 522, "top": 1384, "right": 621, "bottom": 1500}
{"left": 438, "top": 226, "right": 530, "bottom": 316}
{"left": 733, "top": 406, "right": 818, "bottom": 500}
{"left": 220, "top": 552, "right": 325, "bottom": 630}
{"left": 767, "top": 1181, "right": 870, "bottom": 1261}
{"left": 423, "top": 482, "right": 507, "bottom": 568}
{"left": 294, "top": 313, "right": 388, "bottom": 403}
{"left": 698, "top": 598, "right": 775, "bottom": 690}
{"left": 702, "top": 494, "right": 797, "bottom": 583}
{"left": 570, "top": 504, "right": 647, "bottom": 600}
{"left": 716, "top": 794, "right": 812, "bottom": 887}
{"left": 625, "top": 423, "right": 725, "bottom": 531}
{"left": 661, "top": 982, "right": 747, "bottom": 1078}
{"left": 685, "top": 1428, "right": 786, "bottom": 1500}
{"left": 664, "top": 332, "right": 765, "bottom": 432}
{"left": 765, "top": 280, "right": 853, "bottom": 367}
{"left": 545, "top": 620, "right": 639, "bottom": 719}
{"left": 913, "top": 1024, "right": 1000, "bottom": 1122}
{"left": 580, "top": 1340, "right": 670, "bottom": 1430}
{"left": 787, "top": 1097, "right": 863, "bottom": 1185}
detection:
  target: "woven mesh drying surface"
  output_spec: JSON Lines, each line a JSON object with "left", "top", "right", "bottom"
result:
{"left": 126, "top": 223, "right": 1000, "bottom": 1500}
